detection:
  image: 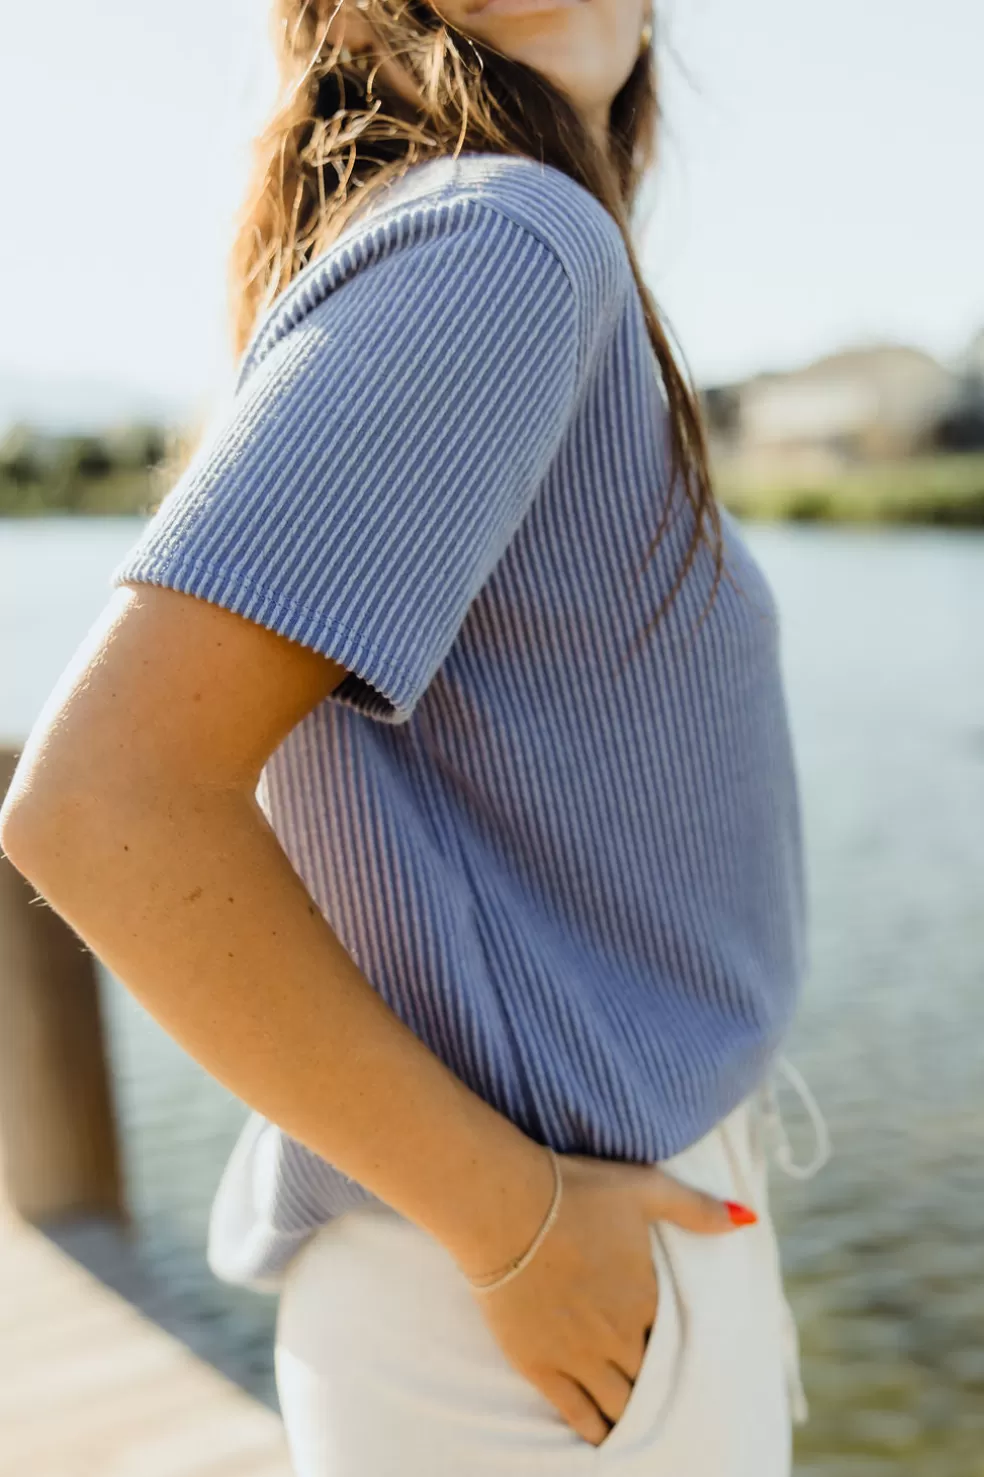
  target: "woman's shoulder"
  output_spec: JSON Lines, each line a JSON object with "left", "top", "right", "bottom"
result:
{"left": 239, "top": 151, "right": 629, "bottom": 386}
{"left": 357, "top": 150, "right": 630, "bottom": 288}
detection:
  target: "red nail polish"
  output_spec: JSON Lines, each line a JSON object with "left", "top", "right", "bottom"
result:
{"left": 724, "top": 1200, "right": 758, "bottom": 1226}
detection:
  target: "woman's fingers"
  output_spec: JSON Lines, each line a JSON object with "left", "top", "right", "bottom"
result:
{"left": 559, "top": 1151, "right": 756, "bottom": 1237}
{"left": 600, "top": 1277, "right": 658, "bottom": 1377}
{"left": 592, "top": 1355, "right": 640, "bottom": 1426}
{"left": 470, "top": 1151, "right": 757, "bottom": 1448}
{"left": 539, "top": 1348, "right": 644, "bottom": 1447}
{"left": 636, "top": 1164, "right": 756, "bottom": 1235}
{"left": 536, "top": 1371, "right": 618, "bottom": 1448}
{"left": 532, "top": 1303, "right": 654, "bottom": 1446}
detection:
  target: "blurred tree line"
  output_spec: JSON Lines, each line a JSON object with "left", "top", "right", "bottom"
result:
{"left": 3, "top": 410, "right": 984, "bottom": 525}
{"left": 0, "top": 422, "right": 187, "bottom": 517}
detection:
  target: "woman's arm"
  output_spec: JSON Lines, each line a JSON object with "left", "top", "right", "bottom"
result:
{"left": 1, "top": 579, "right": 742, "bottom": 1448}
{"left": 0, "top": 581, "right": 554, "bottom": 1279}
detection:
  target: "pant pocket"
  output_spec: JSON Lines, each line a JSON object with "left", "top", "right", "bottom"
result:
{"left": 593, "top": 1221, "right": 687, "bottom": 1462}
{"left": 276, "top": 1203, "right": 598, "bottom": 1477}
{"left": 593, "top": 1104, "right": 795, "bottom": 1475}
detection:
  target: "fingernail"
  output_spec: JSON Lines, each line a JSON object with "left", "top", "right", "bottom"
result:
{"left": 724, "top": 1200, "right": 758, "bottom": 1226}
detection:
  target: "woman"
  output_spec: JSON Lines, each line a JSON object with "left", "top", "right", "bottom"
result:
{"left": 0, "top": 1, "right": 829, "bottom": 1472}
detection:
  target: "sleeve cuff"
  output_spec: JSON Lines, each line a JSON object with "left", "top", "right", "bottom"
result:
{"left": 110, "top": 551, "right": 427, "bottom": 725}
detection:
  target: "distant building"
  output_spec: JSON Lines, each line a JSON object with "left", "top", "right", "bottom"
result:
{"left": 704, "top": 334, "right": 984, "bottom": 476}
{"left": 738, "top": 346, "right": 951, "bottom": 458}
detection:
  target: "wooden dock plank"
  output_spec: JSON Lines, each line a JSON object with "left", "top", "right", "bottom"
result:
{"left": 0, "top": 1203, "right": 292, "bottom": 1477}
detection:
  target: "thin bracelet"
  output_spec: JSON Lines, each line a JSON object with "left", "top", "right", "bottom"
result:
{"left": 468, "top": 1147, "right": 563, "bottom": 1295}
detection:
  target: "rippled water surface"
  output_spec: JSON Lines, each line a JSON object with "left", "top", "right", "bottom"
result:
{"left": 3, "top": 518, "right": 983, "bottom": 1474}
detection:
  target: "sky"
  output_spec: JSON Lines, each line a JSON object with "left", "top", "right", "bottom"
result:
{"left": 0, "top": 0, "right": 981, "bottom": 426}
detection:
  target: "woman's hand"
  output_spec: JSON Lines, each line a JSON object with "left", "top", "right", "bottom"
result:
{"left": 0, "top": 581, "right": 754, "bottom": 1425}
{"left": 463, "top": 1150, "right": 753, "bottom": 1448}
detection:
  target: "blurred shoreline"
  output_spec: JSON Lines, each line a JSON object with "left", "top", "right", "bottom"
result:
{"left": 4, "top": 332, "right": 983, "bottom": 525}
{"left": 716, "top": 452, "right": 984, "bottom": 526}
{"left": 2, "top": 448, "right": 983, "bottom": 527}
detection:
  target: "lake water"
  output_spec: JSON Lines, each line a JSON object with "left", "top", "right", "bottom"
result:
{"left": 3, "top": 518, "right": 983, "bottom": 1475}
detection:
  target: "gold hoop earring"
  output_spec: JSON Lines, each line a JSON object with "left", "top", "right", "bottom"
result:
{"left": 640, "top": 20, "right": 653, "bottom": 51}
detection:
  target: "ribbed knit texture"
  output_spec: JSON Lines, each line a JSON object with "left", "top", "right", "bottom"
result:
{"left": 111, "top": 153, "right": 807, "bottom": 1291}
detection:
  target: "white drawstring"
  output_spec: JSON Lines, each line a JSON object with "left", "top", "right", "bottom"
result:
{"left": 744, "top": 1052, "right": 830, "bottom": 1427}
{"left": 761, "top": 1053, "right": 832, "bottom": 1181}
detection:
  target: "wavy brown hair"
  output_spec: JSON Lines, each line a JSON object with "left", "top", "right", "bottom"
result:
{"left": 228, "top": 0, "right": 728, "bottom": 649}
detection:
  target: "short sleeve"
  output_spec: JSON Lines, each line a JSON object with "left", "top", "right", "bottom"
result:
{"left": 110, "top": 198, "right": 585, "bottom": 724}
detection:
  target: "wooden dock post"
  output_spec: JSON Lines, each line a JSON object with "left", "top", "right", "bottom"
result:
{"left": 0, "top": 747, "right": 126, "bottom": 1226}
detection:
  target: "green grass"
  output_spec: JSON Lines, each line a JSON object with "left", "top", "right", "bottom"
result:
{"left": 0, "top": 468, "right": 161, "bottom": 518}
{"left": 4, "top": 453, "right": 984, "bottom": 527}
{"left": 717, "top": 454, "right": 984, "bottom": 527}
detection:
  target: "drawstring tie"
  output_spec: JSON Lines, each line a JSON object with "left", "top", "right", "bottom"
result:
{"left": 760, "top": 1053, "right": 832, "bottom": 1181}
{"left": 721, "top": 1053, "right": 832, "bottom": 1428}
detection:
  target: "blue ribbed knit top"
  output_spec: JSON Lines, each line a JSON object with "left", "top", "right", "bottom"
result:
{"left": 111, "top": 151, "right": 807, "bottom": 1291}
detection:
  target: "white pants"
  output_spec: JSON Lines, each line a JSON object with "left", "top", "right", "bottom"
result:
{"left": 275, "top": 1081, "right": 816, "bottom": 1476}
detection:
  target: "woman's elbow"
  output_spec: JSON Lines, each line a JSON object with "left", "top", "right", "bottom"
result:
{"left": 3, "top": 774, "right": 74, "bottom": 888}
{"left": 0, "top": 750, "right": 118, "bottom": 895}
